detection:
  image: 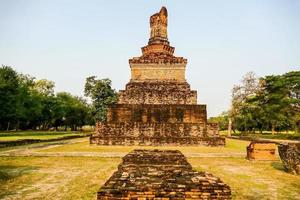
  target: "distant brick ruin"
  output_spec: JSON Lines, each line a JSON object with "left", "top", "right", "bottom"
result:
{"left": 97, "top": 149, "right": 231, "bottom": 199}
{"left": 90, "top": 7, "right": 225, "bottom": 146}
{"left": 246, "top": 141, "right": 277, "bottom": 161}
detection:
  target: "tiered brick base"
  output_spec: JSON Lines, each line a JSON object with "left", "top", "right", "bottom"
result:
{"left": 118, "top": 82, "right": 197, "bottom": 105}
{"left": 90, "top": 135, "right": 225, "bottom": 146}
{"left": 90, "top": 100, "right": 226, "bottom": 146}
{"left": 97, "top": 149, "right": 231, "bottom": 199}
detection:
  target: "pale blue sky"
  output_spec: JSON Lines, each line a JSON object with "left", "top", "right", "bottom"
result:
{"left": 0, "top": 0, "right": 299, "bottom": 117}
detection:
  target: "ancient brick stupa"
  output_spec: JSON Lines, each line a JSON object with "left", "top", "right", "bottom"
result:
{"left": 90, "top": 7, "right": 225, "bottom": 146}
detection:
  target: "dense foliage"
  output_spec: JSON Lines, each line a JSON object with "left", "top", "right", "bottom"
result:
{"left": 226, "top": 71, "right": 299, "bottom": 134}
{"left": 208, "top": 112, "right": 229, "bottom": 131}
{"left": 84, "top": 76, "right": 117, "bottom": 121}
{"left": 0, "top": 66, "right": 94, "bottom": 131}
{"left": 2, "top": 65, "right": 298, "bottom": 134}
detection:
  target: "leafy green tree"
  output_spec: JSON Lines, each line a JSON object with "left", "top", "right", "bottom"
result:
{"left": 33, "top": 79, "right": 55, "bottom": 96}
{"left": 33, "top": 79, "right": 55, "bottom": 130}
{"left": 230, "top": 71, "right": 299, "bottom": 134}
{"left": 0, "top": 66, "right": 19, "bottom": 130}
{"left": 84, "top": 77, "right": 117, "bottom": 121}
{"left": 16, "top": 74, "right": 41, "bottom": 130}
{"left": 208, "top": 112, "right": 229, "bottom": 130}
{"left": 56, "top": 92, "right": 92, "bottom": 131}
{"left": 283, "top": 71, "right": 300, "bottom": 133}
{"left": 229, "top": 72, "right": 260, "bottom": 133}
{"left": 0, "top": 66, "right": 94, "bottom": 131}
{"left": 258, "top": 71, "right": 299, "bottom": 134}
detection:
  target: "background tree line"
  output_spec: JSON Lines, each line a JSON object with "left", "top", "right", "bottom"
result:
{"left": 0, "top": 66, "right": 87, "bottom": 130}
{"left": 2, "top": 65, "right": 298, "bottom": 134}
{"left": 209, "top": 71, "right": 300, "bottom": 134}
{"left": 0, "top": 65, "right": 117, "bottom": 131}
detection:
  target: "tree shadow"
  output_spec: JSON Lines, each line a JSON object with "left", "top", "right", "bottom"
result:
{"left": 271, "top": 161, "right": 286, "bottom": 172}
{"left": 0, "top": 165, "right": 38, "bottom": 181}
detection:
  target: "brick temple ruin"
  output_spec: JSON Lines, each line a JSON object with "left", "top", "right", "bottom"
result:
{"left": 90, "top": 7, "right": 225, "bottom": 146}
{"left": 246, "top": 141, "right": 277, "bottom": 161}
{"left": 97, "top": 149, "right": 231, "bottom": 199}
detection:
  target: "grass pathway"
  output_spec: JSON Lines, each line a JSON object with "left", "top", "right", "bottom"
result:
{"left": 1, "top": 138, "right": 300, "bottom": 199}
{"left": 0, "top": 138, "right": 247, "bottom": 158}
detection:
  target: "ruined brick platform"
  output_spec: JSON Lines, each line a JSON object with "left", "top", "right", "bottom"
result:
{"left": 246, "top": 141, "right": 277, "bottom": 161}
{"left": 90, "top": 7, "right": 225, "bottom": 146}
{"left": 97, "top": 149, "right": 231, "bottom": 199}
{"left": 278, "top": 143, "right": 300, "bottom": 175}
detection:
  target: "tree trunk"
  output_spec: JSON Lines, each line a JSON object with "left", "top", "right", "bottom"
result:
{"left": 16, "top": 120, "right": 19, "bottom": 131}
{"left": 271, "top": 123, "right": 276, "bottom": 135}
{"left": 6, "top": 121, "right": 10, "bottom": 131}
{"left": 228, "top": 118, "right": 232, "bottom": 137}
{"left": 295, "top": 121, "right": 299, "bottom": 134}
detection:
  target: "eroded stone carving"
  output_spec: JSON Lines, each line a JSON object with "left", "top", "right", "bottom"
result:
{"left": 149, "top": 6, "right": 168, "bottom": 44}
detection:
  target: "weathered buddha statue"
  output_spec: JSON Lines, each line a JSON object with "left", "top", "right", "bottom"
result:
{"left": 149, "top": 6, "right": 168, "bottom": 45}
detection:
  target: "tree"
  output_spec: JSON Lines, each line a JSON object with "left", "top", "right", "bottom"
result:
{"left": 84, "top": 77, "right": 117, "bottom": 121}
{"left": 0, "top": 66, "right": 94, "bottom": 131}
{"left": 230, "top": 70, "right": 300, "bottom": 134}
{"left": 283, "top": 71, "right": 300, "bottom": 133}
{"left": 33, "top": 79, "right": 55, "bottom": 96}
{"left": 258, "top": 71, "right": 300, "bottom": 134}
{"left": 56, "top": 92, "right": 93, "bottom": 131}
{"left": 229, "top": 72, "right": 260, "bottom": 133}
{"left": 33, "top": 79, "right": 55, "bottom": 130}
{"left": 0, "top": 66, "right": 19, "bottom": 130}
{"left": 208, "top": 111, "right": 229, "bottom": 131}
{"left": 16, "top": 74, "right": 41, "bottom": 130}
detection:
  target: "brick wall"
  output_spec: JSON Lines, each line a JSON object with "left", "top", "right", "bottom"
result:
{"left": 91, "top": 122, "right": 225, "bottom": 146}
{"left": 117, "top": 81, "right": 197, "bottom": 105}
{"left": 107, "top": 104, "right": 207, "bottom": 124}
{"left": 97, "top": 149, "right": 231, "bottom": 199}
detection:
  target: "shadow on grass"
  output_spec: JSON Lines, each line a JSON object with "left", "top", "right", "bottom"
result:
{"left": 0, "top": 165, "right": 38, "bottom": 181}
{"left": 271, "top": 161, "right": 286, "bottom": 172}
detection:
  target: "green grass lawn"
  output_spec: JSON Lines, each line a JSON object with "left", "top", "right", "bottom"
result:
{"left": 189, "top": 157, "right": 300, "bottom": 200}
{"left": 38, "top": 138, "right": 248, "bottom": 154}
{"left": 220, "top": 130, "right": 300, "bottom": 140}
{"left": 0, "top": 157, "right": 120, "bottom": 200}
{"left": 0, "top": 138, "right": 299, "bottom": 200}
{"left": 0, "top": 131, "right": 90, "bottom": 141}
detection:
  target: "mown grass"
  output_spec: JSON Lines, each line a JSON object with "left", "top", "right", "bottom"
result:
{"left": 220, "top": 130, "right": 300, "bottom": 140}
{"left": 246, "top": 133, "right": 300, "bottom": 141}
{"left": 189, "top": 157, "right": 300, "bottom": 200}
{"left": 39, "top": 138, "right": 249, "bottom": 154}
{"left": 0, "top": 157, "right": 120, "bottom": 200}
{"left": 0, "top": 131, "right": 90, "bottom": 141}
{"left": 0, "top": 138, "right": 299, "bottom": 199}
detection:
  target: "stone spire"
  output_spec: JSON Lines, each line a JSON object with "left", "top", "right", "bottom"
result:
{"left": 149, "top": 6, "right": 169, "bottom": 45}
{"left": 129, "top": 7, "right": 187, "bottom": 64}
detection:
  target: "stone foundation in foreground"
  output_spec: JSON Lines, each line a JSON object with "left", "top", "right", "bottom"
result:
{"left": 97, "top": 149, "right": 231, "bottom": 199}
